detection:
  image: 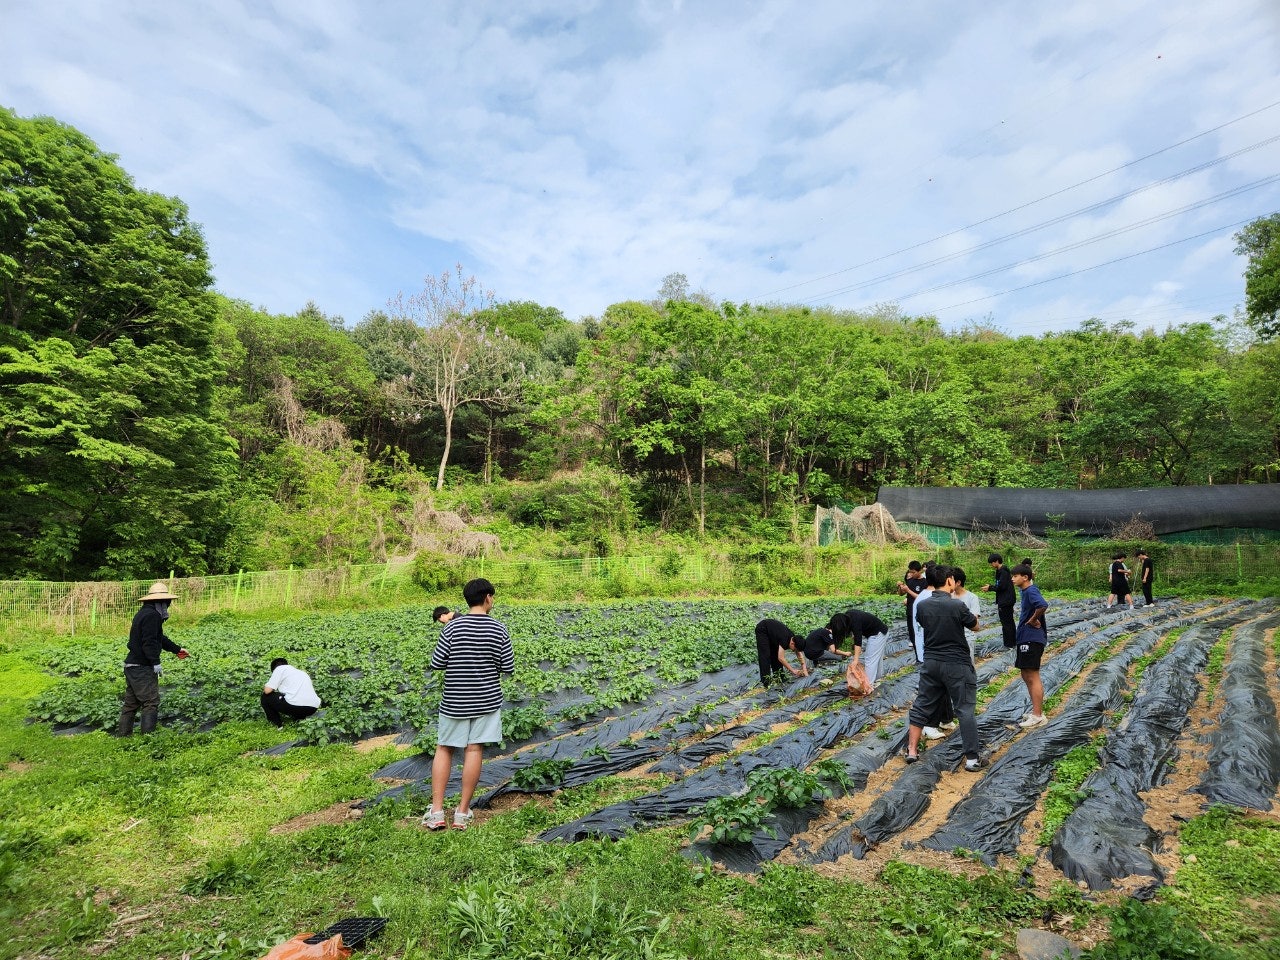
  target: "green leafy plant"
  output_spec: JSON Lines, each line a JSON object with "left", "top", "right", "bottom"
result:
{"left": 1088, "top": 898, "right": 1236, "bottom": 960}
{"left": 501, "top": 702, "right": 548, "bottom": 743}
{"left": 810, "top": 758, "right": 853, "bottom": 793}
{"left": 1038, "top": 740, "right": 1102, "bottom": 845}
{"left": 690, "top": 767, "right": 834, "bottom": 844}
{"left": 689, "top": 792, "right": 775, "bottom": 845}
{"left": 511, "top": 757, "right": 574, "bottom": 791}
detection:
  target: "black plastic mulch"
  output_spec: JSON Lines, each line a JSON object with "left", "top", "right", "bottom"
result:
{"left": 369, "top": 663, "right": 763, "bottom": 803}
{"left": 805, "top": 605, "right": 1190, "bottom": 863}
{"left": 1196, "top": 602, "right": 1280, "bottom": 810}
{"left": 675, "top": 602, "right": 1166, "bottom": 870}
{"left": 694, "top": 634, "right": 1036, "bottom": 871}
{"left": 1049, "top": 601, "right": 1264, "bottom": 889}
{"left": 540, "top": 601, "right": 1148, "bottom": 847}
{"left": 538, "top": 673, "right": 911, "bottom": 842}
{"left": 919, "top": 621, "right": 1169, "bottom": 864}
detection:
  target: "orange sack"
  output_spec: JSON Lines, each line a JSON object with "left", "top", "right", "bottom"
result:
{"left": 261, "top": 933, "right": 351, "bottom": 960}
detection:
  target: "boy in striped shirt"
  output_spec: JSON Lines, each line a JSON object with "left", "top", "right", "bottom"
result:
{"left": 423, "top": 578, "right": 515, "bottom": 831}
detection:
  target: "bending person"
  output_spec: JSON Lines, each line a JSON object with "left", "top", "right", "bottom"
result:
{"left": 755, "top": 618, "right": 808, "bottom": 685}
{"left": 261, "top": 657, "right": 322, "bottom": 728}
{"left": 827, "top": 608, "right": 890, "bottom": 687}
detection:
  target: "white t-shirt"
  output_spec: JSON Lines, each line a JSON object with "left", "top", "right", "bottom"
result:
{"left": 955, "top": 589, "right": 981, "bottom": 664}
{"left": 266, "top": 664, "right": 321, "bottom": 708}
{"left": 911, "top": 587, "right": 934, "bottom": 661}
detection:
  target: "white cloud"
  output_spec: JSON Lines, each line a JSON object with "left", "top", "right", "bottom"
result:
{"left": 2, "top": 0, "right": 1277, "bottom": 328}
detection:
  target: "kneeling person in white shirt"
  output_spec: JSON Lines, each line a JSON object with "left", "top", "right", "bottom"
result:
{"left": 262, "top": 657, "right": 321, "bottom": 728}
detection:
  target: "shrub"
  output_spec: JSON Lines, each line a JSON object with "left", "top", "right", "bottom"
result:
{"left": 409, "top": 550, "right": 463, "bottom": 592}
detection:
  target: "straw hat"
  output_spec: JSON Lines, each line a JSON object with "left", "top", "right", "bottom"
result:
{"left": 139, "top": 581, "right": 178, "bottom": 602}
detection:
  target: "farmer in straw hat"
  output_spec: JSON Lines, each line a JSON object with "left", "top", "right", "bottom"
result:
{"left": 119, "top": 581, "right": 189, "bottom": 736}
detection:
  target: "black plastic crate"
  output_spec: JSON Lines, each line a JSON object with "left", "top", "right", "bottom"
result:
{"left": 302, "top": 917, "right": 388, "bottom": 950}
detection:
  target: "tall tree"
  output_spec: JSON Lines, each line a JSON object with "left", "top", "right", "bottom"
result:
{"left": 0, "top": 108, "right": 235, "bottom": 578}
{"left": 386, "top": 266, "right": 522, "bottom": 489}
{"left": 1234, "top": 214, "right": 1280, "bottom": 340}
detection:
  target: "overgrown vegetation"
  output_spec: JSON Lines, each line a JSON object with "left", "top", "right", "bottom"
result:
{"left": 3, "top": 601, "right": 1279, "bottom": 960}
{"left": 1038, "top": 739, "right": 1104, "bottom": 845}
{"left": 4, "top": 106, "right": 1279, "bottom": 582}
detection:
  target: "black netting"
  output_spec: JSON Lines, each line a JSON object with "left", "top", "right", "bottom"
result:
{"left": 876, "top": 484, "right": 1280, "bottom": 536}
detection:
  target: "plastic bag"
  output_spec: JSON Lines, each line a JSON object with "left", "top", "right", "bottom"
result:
{"left": 261, "top": 934, "right": 351, "bottom": 960}
{"left": 845, "top": 663, "right": 873, "bottom": 698}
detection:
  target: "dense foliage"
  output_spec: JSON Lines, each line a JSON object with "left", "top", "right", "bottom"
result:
{"left": 28, "top": 596, "right": 888, "bottom": 745}
{"left": 0, "top": 108, "right": 236, "bottom": 579}
{"left": 3, "top": 108, "right": 1279, "bottom": 580}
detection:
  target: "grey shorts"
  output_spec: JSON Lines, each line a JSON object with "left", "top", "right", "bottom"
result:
{"left": 437, "top": 709, "right": 502, "bottom": 747}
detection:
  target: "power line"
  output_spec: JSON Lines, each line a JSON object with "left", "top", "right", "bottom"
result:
{"left": 801, "top": 143, "right": 1280, "bottom": 301}
{"left": 979, "top": 290, "right": 1242, "bottom": 336}
{"left": 875, "top": 175, "right": 1279, "bottom": 303}
{"left": 757, "top": 99, "right": 1280, "bottom": 299}
{"left": 921, "top": 218, "right": 1255, "bottom": 314}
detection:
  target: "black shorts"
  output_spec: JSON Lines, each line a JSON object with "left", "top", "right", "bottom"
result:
{"left": 1014, "top": 643, "right": 1044, "bottom": 670}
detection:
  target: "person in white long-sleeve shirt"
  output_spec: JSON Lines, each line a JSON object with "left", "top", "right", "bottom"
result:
{"left": 261, "top": 657, "right": 321, "bottom": 728}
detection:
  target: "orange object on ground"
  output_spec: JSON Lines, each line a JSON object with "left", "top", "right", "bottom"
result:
{"left": 846, "top": 663, "right": 874, "bottom": 698}
{"left": 261, "top": 933, "right": 351, "bottom": 960}
{"left": 259, "top": 916, "right": 387, "bottom": 960}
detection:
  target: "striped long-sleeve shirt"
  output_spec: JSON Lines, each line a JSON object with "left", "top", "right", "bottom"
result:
{"left": 430, "top": 613, "right": 515, "bottom": 718}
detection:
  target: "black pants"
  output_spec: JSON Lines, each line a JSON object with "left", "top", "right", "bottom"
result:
{"left": 755, "top": 626, "right": 784, "bottom": 683}
{"left": 910, "top": 660, "right": 980, "bottom": 759}
{"left": 261, "top": 691, "right": 318, "bottom": 727}
{"left": 998, "top": 604, "right": 1016, "bottom": 648}
{"left": 1141, "top": 580, "right": 1153, "bottom": 604}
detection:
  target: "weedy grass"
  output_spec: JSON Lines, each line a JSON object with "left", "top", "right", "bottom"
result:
{"left": 3, "top": 601, "right": 1278, "bottom": 959}
{"left": 1037, "top": 738, "right": 1104, "bottom": 845}
{"left": 1160, "top": 806, "right": 1280, "bottom": 951}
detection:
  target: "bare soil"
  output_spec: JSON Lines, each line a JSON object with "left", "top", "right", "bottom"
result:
{"left": 270, "top": 801, "right": 364, "bottom": 834}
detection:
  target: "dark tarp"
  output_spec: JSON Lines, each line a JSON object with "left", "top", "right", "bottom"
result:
{"left": 876, "top": 485, "right": 1280, "bottom": 536}
{"left": 552, "top": 600, "right": 1160, "bottom": 853}
{"left": 539, "top": 672, "right": 912, "bottom": 842}
{"left": 812, "top": 606, "right": 1191, "bottom": 861}
{"left": 1196, "top": 605, "right": 1280, "bottom": 810}
{"left": 1049, "top": 602, "right": 1260, "bottom": 888}
{"left": 920, "top": 623, "right": 1167, "bottom": 864}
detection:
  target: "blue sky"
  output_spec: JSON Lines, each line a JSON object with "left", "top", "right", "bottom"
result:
{"left": 3, "top": 1, "right": 1279, "bottom": 335}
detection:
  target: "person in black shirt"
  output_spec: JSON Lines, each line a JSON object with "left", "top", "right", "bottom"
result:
{"left": 827, "top": 608, "right": 890, "bottom": 686}
{"left": 119, "top": 581, "right": 189, "bottom": 736}
{"left": 754, "top": 619, "right": 807, "bottom": 684}
{"left": 983, "top": 553, "right": 1016, "bottom": 648}
{"left": 1137, "top": 548, "right": 1154, "bottom": 606}
{"left": 898, "top": 561, "right": 927, "bottom": 657}
{"left": 802, "top": 626, "right": 853, "bottom": 668}
{"left": 904, "top": 565, "right": 984, "bottom": 771}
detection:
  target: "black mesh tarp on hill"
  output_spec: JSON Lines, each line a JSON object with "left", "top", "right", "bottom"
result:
{"left": 875, "top": 485, "right": 1280, "bottom": 537}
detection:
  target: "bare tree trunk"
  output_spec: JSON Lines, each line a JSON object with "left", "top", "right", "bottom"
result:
{"left": 483, "top": 413, "right": 495, "bottom": 485}
{"left": 436, "top": 406, "right": 455, "bottom": 490}
{"left": 698, "top": 438, "right": 706, "bottom": 538}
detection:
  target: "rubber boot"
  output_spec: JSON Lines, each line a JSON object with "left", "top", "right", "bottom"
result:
{"left": 139, "top": 709, "right": 159, "bottom": 734}
{"left": 118, "top": 709, "right": 136, "bottom": 737}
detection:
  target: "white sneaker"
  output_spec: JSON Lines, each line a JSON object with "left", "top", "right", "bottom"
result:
{"left": 922, "top": 725, "right": 946, "bottom": 740}
{"left": 939, "top": 720, "right": 958, "bottom": 732}
{"left": 1018, "top": 713, "right": 1047, "bottom": 729}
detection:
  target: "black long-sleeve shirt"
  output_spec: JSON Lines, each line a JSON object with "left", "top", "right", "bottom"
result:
{"left": 125, "top": 604, "right": 182, "bottom": 666}
{"left": 987, "top": 565, "right": 1015, "bottom": 607}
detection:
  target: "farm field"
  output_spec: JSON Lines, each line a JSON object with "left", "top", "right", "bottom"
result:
{"left": 3, "top": 594, "right": 1280, "bottom": 959}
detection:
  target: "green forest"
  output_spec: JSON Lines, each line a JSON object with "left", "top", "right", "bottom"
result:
{"left": 4, "top": 106, "right": 1280, "bottom": 582}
